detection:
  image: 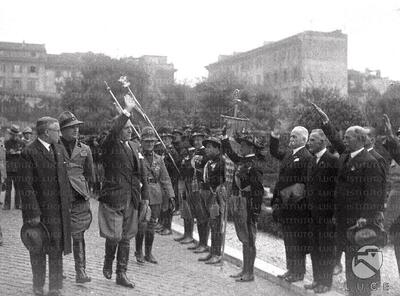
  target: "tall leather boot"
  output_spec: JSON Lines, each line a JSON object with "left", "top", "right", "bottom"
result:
{"left": 180, "top": 219, "right": 194, "bottom": 244}
{"left": 174, "top": 219, "right": 188, "bottom": 241}
{"left": 160, "top": 210, "right": 172, "bottom": 235}
{"left": 73, "top": 236, "right": 91, "bottom": 283}
{"left": 193, "top": 222, "right": 209, "bottom": 253}
{"left": 135, "top": 233, "right": 145, "bottom": 264}
{"left": 116, "top": 241, "right": 135, "bottom": 288}
{"left": 144, "top": 232, "right": 158, "bottom": 264}
{"left": 103, "top": 240, "right": 117, "bottom": 280}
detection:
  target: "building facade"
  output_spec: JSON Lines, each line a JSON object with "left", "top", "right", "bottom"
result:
{"left": 206, "top": 30, "right": 348, "bottom": 99}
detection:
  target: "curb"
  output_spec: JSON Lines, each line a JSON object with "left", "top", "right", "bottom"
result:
{"left": 171, "top": 222, "right": 344, "bottom": 296}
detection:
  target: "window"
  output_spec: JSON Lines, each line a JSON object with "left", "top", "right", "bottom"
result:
{"left": 13, "top": 64, "right": 22, "bottom": 73}
{"left": 30, "top": 66, "right": 37, "bottom": 73}
{"left": 283, "top": 69, "right": 288, "bottom": 82}
{"left": 274, "top": 71, "right": 278, "bottom": 83}
{"left": 30, "top": 51, "right": 37, "bottom": 57}
{"left": 28, "top": 79, "right": 37, "bottom": 91}
{"left": 0, "top": 77, "right": 4, "bottom": 88}
{"left": 0, "top": 64, "right": 5, "bottom": 73}
{"left": 12, "top": 79, "right": 22, "bottom": 89}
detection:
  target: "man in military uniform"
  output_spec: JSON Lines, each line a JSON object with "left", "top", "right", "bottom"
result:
{"left": 98, "top": 96, "right": 149, "bottom": 289}
{"left": 22, "top": 127, "right": 34, "bottom": 145}
{"left": 198, "top": 137, "right": 226, "bottom": 264}
{"left": 187, "top": 127, "right": 210, "bottom": 254}
{"left": 4, "top": 124, "right": 24, "bottom": 210}
{"left": 58, "top": 111, "right": 94, "bottom": 283}
{"left": 135, "top": 127, "right": 175, "bottom": 264}
{"left": 157, "top": 127, "right": 180, "bottom": 235}
{"left": 222, "top": 131, "right": 264, "bottom": 282}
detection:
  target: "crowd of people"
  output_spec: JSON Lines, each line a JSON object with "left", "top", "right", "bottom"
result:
{"left": 1, "top": 94, "right": 400, "bottom": 296}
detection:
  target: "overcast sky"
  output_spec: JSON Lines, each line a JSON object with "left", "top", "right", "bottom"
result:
{"left": 1, "top": 0, "right": 399, "bottom": 83}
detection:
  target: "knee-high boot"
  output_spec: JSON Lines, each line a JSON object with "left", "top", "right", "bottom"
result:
{"left": 135, "top": 233, "right": 145, "bottom": 264}
{"left": 144, "top": 232, "right": 158, "bottom": 264}
{"left": 116, "top": 240, "right": 135, "bottom": 288}
{"left": 73, "top": 234, "right": 91, "bottom": 283}
{"left": 103, "top": 239, "right": 117, "bottom": 280}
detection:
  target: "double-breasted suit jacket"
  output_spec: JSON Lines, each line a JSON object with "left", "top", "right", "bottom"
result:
{"left": 306, "top": 150, "right": 339, "bottom": 223}
{"left": 99, "top": 114, "right": 149, "bottom": 210}
{"left": 334, "top": 149, "right": 385, "bottom": 229}
{"left": 19, "top": 139, "right": 72, "bottom": 254}
{"left": 269, "top": 136, "right": 313, "bottom": 225}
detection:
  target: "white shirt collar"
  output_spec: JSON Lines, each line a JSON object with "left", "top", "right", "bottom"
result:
{"left": 292, "top": 146, "right": 305, "bottom": 155}
{"left": 38, "top": 137, "right": 51, "bottom": 151}
{"left": 315, "top": 148, "right": 327, "bottom": 160}
{"left": 350, "top": 147, "right": 364, "bottom": 159}
{"left": 244, "top": 153, "right": 255, "bottom": 158}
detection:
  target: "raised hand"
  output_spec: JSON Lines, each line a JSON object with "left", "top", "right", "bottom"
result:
{"left": 383, "top": 114, "right": 394, "bottom": 137}
{"left": 311, "top": 102, "right": 329, "bottom": 124}
{"left": 123, "top": 94, "right": 137, "bottom": 113}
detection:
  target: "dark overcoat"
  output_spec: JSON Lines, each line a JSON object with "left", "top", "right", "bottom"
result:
{"left": 19, "top": 139, "right": 72, "bottom": 254}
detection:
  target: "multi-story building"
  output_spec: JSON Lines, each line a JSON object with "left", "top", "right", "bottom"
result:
{"left": 124, "top": 55, "right": 176, "bottom": 90}
{"left": 206, "top": 30, "right": 348, "bottom": 99}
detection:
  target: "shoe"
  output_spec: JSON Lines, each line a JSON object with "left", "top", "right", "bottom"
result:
{"left": 135, "top": 252, "right": 145, "bottom": 264}
{"left": 33, "top": 286, "right": 44, "bottom": 296}
{"left": 144, "top": 254, "right": 158, "bottom": 264}
{"left": 188, "top": 243, "right": 200, "bottom": 250}
{"left": 314, "top": 284, "right": 331, "bottom": 294}
{"left": 160, "top": 229, "right": 172, "bottom": 235}
{"left": 304, "top": 282, "right": 318, "bottom": 289}
{"left": 198, "top": 253, "right": 212, "bottom": 262}
{"left": 277, "top": 271, "right": 290, "bottom": 279}
{"left": 116, "top": 272, "right": 135, "bottom": 288}
{"left": 230, "top": 271, "right": 244, "bottom": 278}
{"left": 180, "top": 237, "right": 194, "bottom": 244}
{"left": 333, "top": 264, "right": 343, "bottom": 275}
{"left": 235, "top": 273, "right": 254, "bottom": 282}
{"left": 205, "top": 255, "right": 221, "bottom": 265}
{"left": 284, "top": 274, "right": 304, "bottom": 283}
{"left": 154, "top": 223, "right": 163, "bottom": 232}
{"left": 174, "top": 234, "right": 186, "bottom": 242}
{"left": 47, "top": 289, "right": 62, "bottom": 296}
{"left": 193, "top": 245, "right": 208, "bottom": 254}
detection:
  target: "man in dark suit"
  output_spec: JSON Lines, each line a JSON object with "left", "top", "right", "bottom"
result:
{"left": 19, "top": 117, "right": 72, "bottom": 296}
{"left": 270, "top": 125, "right": 313, "bottom": 283}
{"left": 335, "top": 126, "right": 385, "bottom": 296}
{"left": 305, "top": 129, "right": 338, "bottom": 293}
{"left": 98, "top": 96, "right": 149, "bottom": 289}
{"left": 314, "top": 105, "right": 387, "bottom": 276}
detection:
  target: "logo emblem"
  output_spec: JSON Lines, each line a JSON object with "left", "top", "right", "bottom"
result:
{"left": 352, "top": 245, "right": 383, "bottom": 279}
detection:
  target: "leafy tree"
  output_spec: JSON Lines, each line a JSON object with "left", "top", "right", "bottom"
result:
{"left": 293, "top": 88, "right": 367, "bottom": 132}
{"left": 59, "top": 53, "right": 149, "bottom": 134}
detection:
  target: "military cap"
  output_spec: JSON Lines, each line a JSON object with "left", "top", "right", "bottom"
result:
{"left": 203, "top": 136, "right": 221, "bottom": 148}
{"left": 172, "top": 128, "right": 183, "bottom": 135}
{"left": 158, "top": 127, "right": 173, "bottom": 138}
{"left": 141, "top": 126, "right": 158, "bottom": 141}
{"left": 58, "top": 111, "right": 83, "bottom": 129}
{"left": 191, "top": 126, "right": 207, "bottom": 138}
{"left": 235, "top": 133, "right": 265, "bottom": 149}
{"left": 22, "top": 127, "right": 33, "bottom": 134}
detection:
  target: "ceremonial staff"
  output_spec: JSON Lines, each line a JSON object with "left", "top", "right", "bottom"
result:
{"left": 104, "top": 81, "right": 141, "bottom": 139}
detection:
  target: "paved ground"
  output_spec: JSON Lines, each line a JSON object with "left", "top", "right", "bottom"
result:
{"left": 0, "top": 199, "right": 297, "bottom": 296}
